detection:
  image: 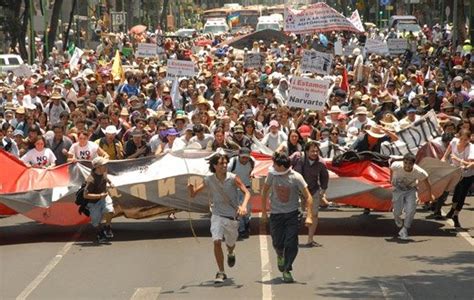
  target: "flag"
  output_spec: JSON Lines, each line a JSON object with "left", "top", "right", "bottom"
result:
{"left": 347, "top": 10, "right": 365, "bottom": 32}
{"left": 425, "top": 66, "right": 431, "bottom": 80}
{"left": 111, "top": 50, "right": 124, "bottom": 83}
{"left": 69, "top": 47, "right": 84, "bottom": 71}
{"left": 340, "top": 67, "right": 349, "bottom": 92}
{"left": 227, "top": 12, "right": 240, "bottom": 28}
{"left": 67, "top": 42, "right": 76, "bottom": 56}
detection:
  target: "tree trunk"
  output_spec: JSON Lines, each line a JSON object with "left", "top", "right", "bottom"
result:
{"left": 45, "top": 0, "right": 63, "bottom": 61}
{"left": 18, "top": 0, "right": 29, "bottom": 60}
{"left": 4, "top": 0, "right": 22, "bottom": 54}
{"left": 161, "top": 0, "right": 169, "bottom": 32}
{"left": 62, "top": 0, "right": 77, "bottom": 53}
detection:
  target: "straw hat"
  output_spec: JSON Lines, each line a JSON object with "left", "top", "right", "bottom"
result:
{"left": 354, "top": 106, "right": 369, "bottom": 115}
{"left": 195, "top": 96, "right": 211, "bottom": 109}
{"left": 327, "top": 105, "right": 343, "bottom": 114}
{"left": 120, "top": 107, "right": 130, "bottom": 116}
{"left": 366, "top": 126, "right": 386, "bottom": 138}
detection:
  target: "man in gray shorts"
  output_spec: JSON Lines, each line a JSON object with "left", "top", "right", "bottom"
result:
{"left": 293, "top": 140, "right": 329, "bottom": 247}
{"left": 84, "top": 156, "right": 115, "bottom": 243}
{"left": 188, "top": 151, "right": 250, "bottom": 283}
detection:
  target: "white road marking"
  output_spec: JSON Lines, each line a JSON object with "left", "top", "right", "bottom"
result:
{"left": 16, "top": 226, "right": 85, "bottom": 300}
{"left": 259, "top": 213, "right": 273, "bottom": 300}
{"left": 130, "top": 287, "right": 162, "bottom": 300}
{"left": 442, "top": 210, "right": 474, "bottom": 247}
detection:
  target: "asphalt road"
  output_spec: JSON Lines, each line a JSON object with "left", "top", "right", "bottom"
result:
{"left": 1, "top": 200, "right": 473, "bottom": 300}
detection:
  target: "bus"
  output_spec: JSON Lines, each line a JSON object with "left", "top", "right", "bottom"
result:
{"left": 264, "top": 4, "right": 285, "bottom": 16}
{"left": 232, "top": 6, "right": 262, "bottom": 29}
{"left": 202, "top": 8, "right": 231, "bottom": 23}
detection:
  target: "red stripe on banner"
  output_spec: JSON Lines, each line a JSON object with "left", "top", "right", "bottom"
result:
{"left": 22, "top": 202, "right": 90, "bottom": 226}
{"left": 0, "top": 203, "right": 17, "bottom": 215}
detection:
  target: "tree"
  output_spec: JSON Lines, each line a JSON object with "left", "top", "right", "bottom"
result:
{"left": 160, "top": 0, "right": 169, "bottom": 32}
{"left": 44, "top": 0, "right": 63, "bottom": 62}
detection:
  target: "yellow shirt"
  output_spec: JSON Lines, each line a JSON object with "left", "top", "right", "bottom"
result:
{"left": 95, "top": 138, "right": 124, "bottom": 160}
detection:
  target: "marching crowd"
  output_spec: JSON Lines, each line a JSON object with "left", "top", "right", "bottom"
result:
{"left": 1, "top": 22, "right": 473, "bottom": 283}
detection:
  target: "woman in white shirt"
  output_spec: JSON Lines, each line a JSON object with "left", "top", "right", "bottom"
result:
{"left": 441, "top": 129, "right": 474, "bottom": 228}
{"left": 21, "top": 136, "right": 56, "bottom": 168}
{"left": 68, "top": 131, "right": 109, "bottom": 161}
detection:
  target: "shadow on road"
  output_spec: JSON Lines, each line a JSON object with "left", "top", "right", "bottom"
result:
{"left": 315, "top": 251, "right": 474, "bottom": 299}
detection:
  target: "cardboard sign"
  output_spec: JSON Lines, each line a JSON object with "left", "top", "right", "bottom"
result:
{"left": 387, "top": 39, "right": 408, "bottom": 56}
{"left": 243, "top": 53, "right": 265, "bottom": 69}
{"left": 364, "top": 38, "right": 389, "bottom": 55}
{"left": 288, "top": 76, "right": 330, "bottom": 111}
{"left": 136, "top": 43, "right": 158, "bottom": 58}
{"left": 166, "top": 59, "right": 197, "bottom": 78}
{"left": 12, "top": 65, "right": 33, "bottom": 78}
{"left": 301, "top": 50, "right": 333, "bottom": 75}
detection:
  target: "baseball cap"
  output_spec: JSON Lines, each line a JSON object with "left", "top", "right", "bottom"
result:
{"left": 239, "top": 147, "right": 251, "bottom": 158}
{"left": 298, "top": 125, "right": 312, "bottom": 138}
{"left": 269, "top": 120, "right": 279, "bottom": 128}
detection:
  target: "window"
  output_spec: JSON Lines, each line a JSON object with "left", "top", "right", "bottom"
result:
{"left": 8, "top": 57, "right": 20, "bottom": 65}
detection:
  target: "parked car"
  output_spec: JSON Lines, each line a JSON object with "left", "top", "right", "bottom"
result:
{"left": 0, "top": 54, "right": 24, "bottom": 73}
{"left": 388, "top": 15, "right": 423, "bottom": 38}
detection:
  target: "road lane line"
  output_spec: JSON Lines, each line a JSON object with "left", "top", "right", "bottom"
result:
{"left": 130, "top": 287, "right": 162, "bottom": 300}
{"left": 16, "top": 226, "right": 85, "bottom": 300}
{"left": 258, "top": 213, "right": 273, "bottom": 300}
{"left": 441, "top": 210, "right": 474, "bottom": 247}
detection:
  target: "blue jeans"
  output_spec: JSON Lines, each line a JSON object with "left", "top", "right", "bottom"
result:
{"left": 237, "top": 190, "right": 251, "bottom": 234}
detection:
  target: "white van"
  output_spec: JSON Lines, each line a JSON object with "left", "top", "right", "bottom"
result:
{"left": 203, "top": 18, "right": 230, "bottom": 35}
{"left": 256, "top": 16, "right": 280, "bottom": 32}
{"left": 0, "top": 54, "right": 24, "bottom": 73}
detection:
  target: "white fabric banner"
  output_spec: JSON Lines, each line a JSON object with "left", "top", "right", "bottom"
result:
{"left": 301, "top": 50, "right": 333, "bottom": 75}
{"left": 284, "top": 2, "right": 360, "bottom": 34}
{"left": 288, "top": 76, "right": 330, "bottom": 111}
{"left": 69, "top": 47, "right": 84, "bottom": 71}
{"left": 347, "top": 10, "right": 365, "bottom": 32}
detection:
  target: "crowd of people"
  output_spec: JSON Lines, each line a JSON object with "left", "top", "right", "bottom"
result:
{"left": 1, "top": 20, "right": 473, "bottom": 283}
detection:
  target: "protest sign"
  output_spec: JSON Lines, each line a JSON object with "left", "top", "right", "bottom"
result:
{"left": 365, "top": 39, "right": 389, "bottom": 55}
{"left": 69, "top": 47, "right": 84, "bottom": 71}
{"left": 387, "top": 39, "right": 408, "bottom": 56}
{"left": 334, "top": 40, "right": 343, "bottom": 56}
{"left": 284, "top": 2, "right": 360, "bottom": 34}
{"left": 12, "top": 64, "right": 33, "bottom": 77}
{"left": 243, "top": 53, "right": 265, "bottom": 69}
{"left": 301, "top": 50, "right": 333, "bottom": 75}
{"left": 347, "top": 10, "right": 365, "bottom": 32}
{"left": 166, "top": 59, "right": 197, "bottom": 78}
{"left": 343, "top": 44, "right": 358, "bottom": 56}
{"left": 288, "top": 76, "right": 330, "bottom": 111}
{"left": 121, "top": 47, "right": 133, "bottom": 58}
{"left": 381, "top": 110, "right": 442, "bottom": 156}
{"left": 136, "top": 43, "right": 158, "bottom": 58}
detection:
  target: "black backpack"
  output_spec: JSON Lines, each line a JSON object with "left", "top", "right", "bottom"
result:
{"left": 75, "top": 182, "right": 90, "bottom": 216}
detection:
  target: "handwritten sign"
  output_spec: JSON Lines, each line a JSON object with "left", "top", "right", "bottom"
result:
{"left": 288, "top": 76, "right": 330, "bottom": 111}
{"left": 365, "top": 39, "right": 389, "bottom": 55}
{"left": 243, "top": 53, "right": 265, "bottom": 69}
{"left": 136, "top": 43, "right": 158, "bottom": 58}
{"left": 387, "top": 38, "right": 408, "bottom": 56}
{"left": 301, "top": 50, "right": 333, "bottom": 75}
{"left": 166, "top": 59, "right": 197, "bottom": 78}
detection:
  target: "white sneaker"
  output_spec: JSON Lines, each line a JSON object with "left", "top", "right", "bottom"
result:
{"left": 395, "top": 218, "right": 403, "bottom": 228}
{"left": 398, "top": 227, "right": 409, "bottom": 240}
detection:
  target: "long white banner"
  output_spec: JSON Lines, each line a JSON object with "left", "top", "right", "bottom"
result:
{"left": 284, "top": 2, "right": 360, "bottom": 34}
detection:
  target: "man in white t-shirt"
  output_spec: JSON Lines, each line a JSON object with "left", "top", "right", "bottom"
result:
{"left": 390, "top": 153, "right": 434, "bottom": 240}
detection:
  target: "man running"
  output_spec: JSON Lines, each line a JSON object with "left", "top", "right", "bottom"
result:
{"left": 188, "top": 151, "right": 250, "bottom": 283}
{"left": 261, "top": 152, "right": 314, "bottom": 283}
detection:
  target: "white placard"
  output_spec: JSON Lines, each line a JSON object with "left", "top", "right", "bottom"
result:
{"left": 166, "top": 59, "right": 197, "bottom": 78}
{"left": 288, "top": 76, "right": 330, "bottom": 111}
{"left": 387, "top": 38, "right": 408, "bottom": 56}
{"left": 334, "top": 40, "right": 343, "bottom": 56}
{"left": 69, "top": 47, "right": 84, "bottom": 71}
{"left": 364, "top": 38, "right": 389, "bottom": 55}
{"left": 12, "top": 64, "right": 33, "bottom": 78}
{"left": 136, "top": 43, "right": 158, "bottom": 58}
{"left": 343, "top": 44, "right": 357, "bottom": 56}
{"left": 301, "top": 50, "right": 333, "bottom": 75}
{"left": 243, "top": 53, "right": 265, "bottom": 69}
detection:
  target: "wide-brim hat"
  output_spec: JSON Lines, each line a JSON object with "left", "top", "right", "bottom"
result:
{"left": 50, "top": 92, "right": 62, "bottom": 100}
{"left": 102, "top": 125, "right": 121, "bottom": 135}
{"left": 354, "top": 106, "right": 369, "bottom": 115}
{"left": 195, "top": 96, "right": 211, "bottom": 109}
{"left": 327, "top": 105, "right": 343, "bottom": 114}
{"left": 366, "top": 126, "right": 386, "bottom": 138}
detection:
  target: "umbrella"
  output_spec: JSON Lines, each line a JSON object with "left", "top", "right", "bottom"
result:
{"left": 222, "top": 29, "right": 292, "bottom": 50}
{"left": 129, "top": 24, "right": 147, "bottom": 35}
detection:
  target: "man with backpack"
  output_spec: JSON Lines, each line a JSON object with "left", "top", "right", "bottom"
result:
{"left": 83, "top": 156, "right": 115, "bottom": 243}
{"left": 44, "top": 92, "right": 70, "bottom": 125}
{"left": 228, "top": 147, "right": 255, "bottom": 239}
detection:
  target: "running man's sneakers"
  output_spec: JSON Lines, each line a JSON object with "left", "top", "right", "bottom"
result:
{"left": 277, "top": 256, "right": 285, "bottom": 272}
{"left": 96, "top": 230, "right": 108, "bottom": 243}
{"left": 398, "top": 227, "right": 409, "bottom": 240}
{"left": 214, "top": 272, "right": 227, "bottom": 283}
{"left": 104, "top": 225, "right": 114, "bottom": 238}
{"left": 452, "top": 215, "right": 461, "bottom": 228}
{"left": 282, "top": 271, "right": 294, "bottom": 283}
{"left": 227, "top": 253, "right": 236, "bottom": 268}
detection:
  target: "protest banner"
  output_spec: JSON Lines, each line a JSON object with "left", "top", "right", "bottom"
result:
{"left": 381, "top": 110, "right": 442, "bottom": 156}
{"left": 301, "top": 50, "right": 333, "bottom": 75}
{"left": 343, "top": 44, "right": 358, "bottom": 56}
{"left": 243, "top": 53, "right": 265, "bottom": 69}
{"left": 166, "top": 59, "right": 197, "bottom": 78}
{"left": 387, "top": 38, "right": 408, "bottom": 56}
{"left": 347, "top": 10, "right": 365, "bottom": 32}
{"left": 288, "top": 76, "right": 330, "bottom": 111}
{"left": 284, "top": 2, "right": 360, "bottom": 34}
{"left": 136, "top": 43, "right": 158, "bottom": 58}
{"left": 365, "top": 38, "right": 389, "bottom": 55}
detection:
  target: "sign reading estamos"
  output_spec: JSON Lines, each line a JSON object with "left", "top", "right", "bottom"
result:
{"left": 288, "top": 76, "right": 330, "bottom": 111}
{"left": 166, "top": 59, "right": 197, "bottom": 78}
